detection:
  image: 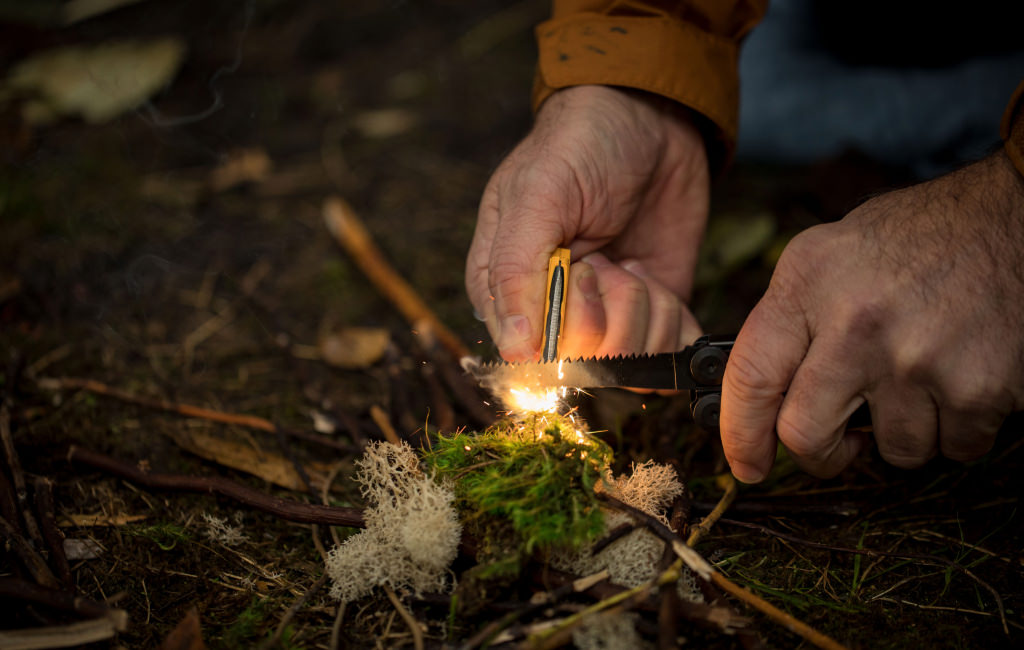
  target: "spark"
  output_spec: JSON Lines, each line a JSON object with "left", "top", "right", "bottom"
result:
{"left": 464, "top": 445, "right": 471, "bottom": 452}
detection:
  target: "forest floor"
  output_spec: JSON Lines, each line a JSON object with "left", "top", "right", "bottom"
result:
{"left": 1, "top": 1, "right": 1022, "bottom": 648}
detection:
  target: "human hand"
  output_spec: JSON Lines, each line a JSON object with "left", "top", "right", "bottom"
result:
{"left": 466, "top": 85, "right": 709, "bottom": 362}
{"left": 721, "top": 151, "right": 1024, "bottom": 482}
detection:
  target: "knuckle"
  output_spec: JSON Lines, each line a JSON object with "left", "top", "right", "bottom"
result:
{"left": 724, "top": 348, "right": 776, "bottom": 400}
{"left": 775, "top": 408, "right": 826, "bottom": 459}
{"left": 773, "top": 226, "right": 832, "bottom": 283}
{"left": 487, "top": 262, "right": 531, "bottom": 305}
{"left": 876, "top": 428, "right": 932, "bottom": 468}
{"left": 838, "top": 298, "right": 890, "bottom": 344}
{"left": 941, "top": 375, "right": 1009, "bottom": 416}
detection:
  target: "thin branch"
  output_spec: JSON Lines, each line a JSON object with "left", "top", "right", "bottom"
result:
{"left": 38, "top": 377, "right": 276, "bottom": 431}
{"left": 687, "top": 473, "right": 737, "bottom": 547}
{"left": 67, "top": 446, "right": 364, "bottom": 528}
{"left": 0, "top": 577, "right": 117, "bottom": 619}
{"left": 0, "top": 515, "right": 60, "bottom": 589}
{"left": 323, "top": 196, "right": 469, "bottom": 360}
{"left": 707, "top": 571, "right": 848, "bottom": 650}
{"left": 33, "top": 477, "right": 71, "bottom": 589}
{"left": 38, "top": 376, "right": 357, "bottom": 457}
{"left": 369, "top": 405, "right": 402, "bottom": 446}
{"left": 462, "top": 570, "right": 609, "bottom": 649}
{"left": 597, "top": 494, "right": 849, "bottom": 650}
{"left": 329, "top": 602, "right": 346, "bottom": 650}
{"left": 0, "top": 615, "right": 128, "bottom": 649}
{"left": 590, "top": 522, "right": 637, "bottom": 555}
{"left": 384, "top": 585, "right": 424, "bottom": 650}
{"left": 1, "top": 403, "right": 45, "bottom": 550}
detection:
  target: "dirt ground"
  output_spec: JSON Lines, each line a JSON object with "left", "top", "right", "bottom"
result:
{"left": 2, "top": 1, "right": 1022, "bottom": 648}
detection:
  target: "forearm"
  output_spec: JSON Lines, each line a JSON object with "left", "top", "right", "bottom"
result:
{"left": 532, "top": 0, "right": 768, "bottom": 171}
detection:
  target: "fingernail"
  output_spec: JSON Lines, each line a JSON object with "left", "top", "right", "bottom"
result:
{"left": 576, "top": 266, "right": 600, "bottom": 302}
{"left": 730, "top": 461, "right": 765, "bottom": 484}
{"left": 497, "top": 314, "right": 532, "bottom": 358}
{"left": 621, "top": 259, "right": 648, "bottom": 277}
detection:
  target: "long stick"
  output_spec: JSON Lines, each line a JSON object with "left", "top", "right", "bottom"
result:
{"left": 39, "top": 377, "right": 357, "bottom": 452}
{"left": 38, "top": 377, "right": 276, "bottom": 431}
{"left": 598, "top": 494, "right": 849, "bottom": 650}
{"left": 67, "top": 446, "right": 364, "bottom": 528}
{"left": 323, "top": 197, "right": 469, "bottom": 360}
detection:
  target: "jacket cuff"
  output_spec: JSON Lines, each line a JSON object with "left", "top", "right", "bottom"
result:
{"left": 1001, "top": 80, "right": 1024, "bottom": 179}
{"left": 532, "top": 12, "right": 739, "bottom": 169}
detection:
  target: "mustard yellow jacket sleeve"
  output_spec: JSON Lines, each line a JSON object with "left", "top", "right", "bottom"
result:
{"left": 1002, "top": 80, "right": 1024, "bottom": 179}
{"left": 531, "top": 0, "right": 768, "bottom": 166}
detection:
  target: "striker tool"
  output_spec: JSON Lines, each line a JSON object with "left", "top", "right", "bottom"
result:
{"left": 540, "top": 248, "right": 571, "bottom": 363}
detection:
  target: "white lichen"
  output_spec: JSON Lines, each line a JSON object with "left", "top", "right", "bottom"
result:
{"left": 200, "top": 512, "right": 249, "bottom": 547}
{"left": 572, "top": 611, "right": 651, "bottom": 650}
{"left": 606, "top": 460, "right": 685, "bottom": 524}
{"left": 554, "top": 460, "right": 702, "bottom": 602}
{"left": 326, "top": 441, "right": 461, "bottom": 602}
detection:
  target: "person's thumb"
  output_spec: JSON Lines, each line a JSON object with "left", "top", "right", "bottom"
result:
{"left": 487, "top": 205, "right": 565, "bottom": 361}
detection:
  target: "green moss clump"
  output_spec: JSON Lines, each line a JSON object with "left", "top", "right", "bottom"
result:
{"left": 422, "top": 413, "right": 612, "bottom": 560}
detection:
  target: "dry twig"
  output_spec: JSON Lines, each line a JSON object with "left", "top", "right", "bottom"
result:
{"left": 323, "top": 196, "right": 469, "bottom": 359}
{"left": 597, "top": 494, "right": 850, "bottom": 650}
{"left": 384, "top": 585, "right": 425, "bottom": 650}
{"left": 1, "top": 403, "right": 45, "bottom": 551}
{"left": 687, "top": 473, "right": 737, "bottom": 547}
{"left": 369, "top": 405, "right": 402, "bottom": 445}
{"left": 0, "top": 515, "right": 60, "bottom": 589}
{"left": 33, "top": 477, "right": 72, "bottom": 588}
{"left": 0, "top": 614, "right": 128, "bottom": 650}
{"left": 67, "top": 446, "right": 364, "bottom": 528}
{"left": 38, "top": 377, "right": 277, "bottom": 432}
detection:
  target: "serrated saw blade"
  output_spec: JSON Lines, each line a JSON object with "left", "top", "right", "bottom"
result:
{"left": 471, "top": 351, "right": 696, "bottom": 392}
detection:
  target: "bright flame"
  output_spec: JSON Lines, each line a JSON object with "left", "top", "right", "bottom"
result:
{"left": 501, "top": 383, "right": 593, "bottom": 452}
{"left": 557, "top": 359, "right": 564, "bottom": 380}
{"left": 506, "top": 386, "right": 562, "bottom": 414}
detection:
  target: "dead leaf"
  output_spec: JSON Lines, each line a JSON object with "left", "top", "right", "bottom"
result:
{"left": 208, "top": 148, "right": 272, "bottom": 193}
{"left": 160, "top": 606, "right": 206, "bottom": 650}
{"left": 311, "top": 410, "right": 337, "bottom": 434}
{"left": 349, "top": 108, "right": 418, "bottom": 139}
{"left": 63, "top": 538, "right": 104, "bottom": 560}
{"left": 2, "top": 37, "right": 185, "bottom": 125}
{"left": 63, "top": 0, "right": 148, "bottom": 24}
{"left": 58, "top": 513, "right": 149, "bottom": 527}
{"left": 319, "top": 327, "right": 390, "bottom": 369}
{"left": 170, "top": 429, "right": 333, "bottom": 492}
